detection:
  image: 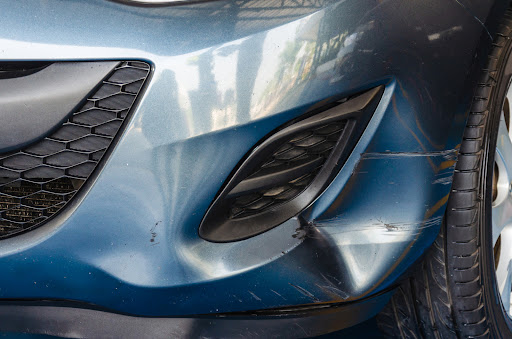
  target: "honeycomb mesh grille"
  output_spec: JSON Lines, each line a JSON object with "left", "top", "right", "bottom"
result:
{"left": 0, "top": 61, "right": 150, "bottom": 237}
{"left": 229, "top": 120, "right": 347, "bottom": 219}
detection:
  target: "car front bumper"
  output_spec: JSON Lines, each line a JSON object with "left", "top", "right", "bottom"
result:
{"left": 0, "top": 0, "right": 494, "bottom": 330}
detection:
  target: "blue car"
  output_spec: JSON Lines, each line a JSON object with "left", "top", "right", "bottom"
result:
{"left": 1, "top": 0, "right": 512, "bottom": 337}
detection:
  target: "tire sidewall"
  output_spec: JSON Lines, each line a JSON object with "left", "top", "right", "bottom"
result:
{"left": 479, "top": 35, "right": 512, "bottom": 336}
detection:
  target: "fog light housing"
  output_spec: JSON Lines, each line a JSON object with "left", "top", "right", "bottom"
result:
{"left": 199, "top": 86, "right": 383, "bottom": 242}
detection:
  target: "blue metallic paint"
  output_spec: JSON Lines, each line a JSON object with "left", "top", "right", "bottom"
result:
{"left": 0, "top": 0, "right": 500, "bottom": 318}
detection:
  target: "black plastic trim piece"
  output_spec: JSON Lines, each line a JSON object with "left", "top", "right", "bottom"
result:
{"left": 199, "top": 86, "right": 384, "bottom": 242}
{"left": 0, "top": 291, "right": 392, "bottom": 338}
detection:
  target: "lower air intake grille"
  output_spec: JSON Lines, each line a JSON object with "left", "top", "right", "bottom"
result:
{"left": 199, "top": 86, "right": 384, "bottom": 242}
{"left": 0, "top": 61, "right": 150, "bottom": 238}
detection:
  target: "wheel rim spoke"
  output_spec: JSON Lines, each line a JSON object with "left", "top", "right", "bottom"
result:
{"left": 496, "top": 226, "right": 512, "bottom": 315}
{"left": 492, "top": 114, "right": 512, "bottom": 244}
{"left": 493, "top": 88, "right": 512, "bottom": 318}
{"left": 496, "top": 118, "right": 512, "bottom": 174}
{"left": 492, "top": 199, "right": 512, "bottom": 245}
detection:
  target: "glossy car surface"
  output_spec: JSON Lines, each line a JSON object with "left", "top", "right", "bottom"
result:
{"left": 0, "top": 0, "right": 507, "bottom": 336}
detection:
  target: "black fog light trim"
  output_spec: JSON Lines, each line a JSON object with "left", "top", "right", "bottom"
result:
{"left": 199, "top": 86, "right": 383, "bottom": 242}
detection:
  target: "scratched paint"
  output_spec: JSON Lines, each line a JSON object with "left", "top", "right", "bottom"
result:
{"left": 308, "top": 216, "right": 443, "bottom": 236}
{"left": 298, "top": 148, "right": 456, "bottom": 300}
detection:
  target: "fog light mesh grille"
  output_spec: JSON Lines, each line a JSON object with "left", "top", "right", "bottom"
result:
{"left": 0, "top": 61, "right": 150, "bottom": 238}
{"left": 230, "top": 121, "right": 347, "bottom": 219}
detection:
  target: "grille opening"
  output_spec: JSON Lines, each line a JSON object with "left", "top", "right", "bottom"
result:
{"left": 0, "top": 61, "right": 150, "bottom": 238}
{"left": 199, "top": 86, "right": 384, "bottom": 242}
{"left": 0, "top": 62, "right": 52, "bottom": 79}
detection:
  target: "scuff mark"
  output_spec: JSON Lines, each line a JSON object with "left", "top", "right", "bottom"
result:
{"left": 248, "top": 291, "right": 261, "bottom": 301}
{"left": 307, "top": 216, "right": 443, "bottom": 236}
{"left": 294, "top": 323, "right": 308, "bottom": 337}
{"left": 437, "top": 159, "right": 457, "bottom": 171}
{"left": 289, "top": 283, "right": 320, "bottom": 302}
{"left": 379, "top": 216, "right": 443, "bottom": 234}
{"left": 317, "top": 273, "right": 349, "bottom": 300}
{"left": 322, "top": 273, "right": 342, "bottom": 286}
{"left": 315, "top": 284, "right": 349, "bottom": 300}
{"left": 384, "top": 223, "right": 399, "bottom": 232}
{"left": 427, "top": 25, "right": 463, "bottom": 41}
{"left": 452, "top": 0, "right": 492, "bottom": 40}
{"left": 424, "top": 193, "right": 450, "bottom": 219}
{"left": 432, "top": 175, "right": 454, "bottom": 185}
{"left": 270, "top": 289, "right": 287, "bottom": 300}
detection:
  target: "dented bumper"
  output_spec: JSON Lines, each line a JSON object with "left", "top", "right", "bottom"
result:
{"left": 0, "top": 0, "right": 500, "bottom": 334}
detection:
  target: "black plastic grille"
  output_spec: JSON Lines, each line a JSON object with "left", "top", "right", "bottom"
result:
{"left": 0, "top": 61, "right": 150, "bottom": 237}
{"left": 229, "top": 121, "right": 346, "bottom": 219}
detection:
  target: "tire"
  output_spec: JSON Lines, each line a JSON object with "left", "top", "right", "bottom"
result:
{"left": 377, "top": 9, "right": 512, "bottom": 339}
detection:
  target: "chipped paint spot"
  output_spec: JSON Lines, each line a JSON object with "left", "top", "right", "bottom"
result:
{"left": 150, "top": 221, "right": 161, "bottom": 243}
{"left": 385, "top": 223, "right": 399, "bottom": 231}
{"left": 292, "top": 226, "right": 307, "bottom": 240}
